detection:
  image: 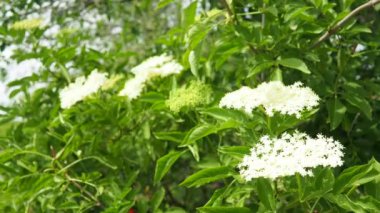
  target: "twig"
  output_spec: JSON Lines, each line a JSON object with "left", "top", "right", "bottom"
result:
{"left": 221, "top": 0, "right": 238, "bottom": 24}
{"left": 261, "top": 3, "right": 266, "bottom": 30}
{"left": 65, "top": 173, "right": 103, "bottom": 208}
{"left": 309, "top": 198, "right": 320, "bottom": 213}
{"left": 311, "top": 0, "right": 380, "bottom": 49}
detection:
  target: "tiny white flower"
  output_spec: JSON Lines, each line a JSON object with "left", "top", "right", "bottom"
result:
{"left": 118, "top": 76, "right": 146, "bottom": 100}
{"left": 219, "top": 81, "right": 319, "bottom": 117}
{"left": 59, "top": 70, "right": 107, "bottom": 109}
{"left": 355, "top": 44, "right": 366, "bottom": 52}
{"left": 238, "top": 132, "right": 344, "bottom": 180}
{"left": 119, "top": 54, "right": 183, "bottom": 99}
{"left": 219, "top": 86, "right": 262, "bottom": 114}
{"left": 130, "top": 54, "right": 182, "bottom": 78}
{"left": 111, "top": 26, "right": 122, "bottom": 34}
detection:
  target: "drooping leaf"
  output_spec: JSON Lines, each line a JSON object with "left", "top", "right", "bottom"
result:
{"left": 298, "top": 167, "right": 335, "bottom": 201}
{"left": 326, "top": 98, "right": 347, "bottom": 130}
{"left": 182, "top": 1, "right": 198, "bottom": 29}
{"left": 248, "top": 61, "right": 275, "bottom": 77}
{"left": 325, "top": 194, "right": 380, "bottom": 213}
{"left": 204, "top": 187, "right": 227, "bottom": 207}
{"left": 256, "top": 178, "right": 276, "bottom": 211}
{"left": 154, "top": 131, "right": 185, "bottom": 143}
{"left": 278, "top": 58, "right": 311, "bottom": 74}
{"left": 151, "top": 187, "right": 165, "bottom": 212}
{"left": 154, "top": 150, "right": 187, "bottom": 184}
{"left": 333, "top": 158, "right": 380, "bottom": 194}
{"left": 344, "top": 94, "right": 372, "bottom": 120}
{"left": 156, "top": 0, "right": 175, "bottom": 10}
{"left": 181, "top": 124, "right": 218, "bottom": 146}
{"left": 180, "top": 166, "right": 235, "bottom": 188}
{"left": 218, "top": 146, "right": 250, "bottom": 160}
{"left": 198, "top": 206, "right": 251, "bottom": 213}
{"left": 200, "top": 108, "right": 248, "bottom": 122}
{"left": 189, "top": 50, "right": 199, "bottom": 77}
{"left": 270, "top": 67, "right": 283, "bottom": 81}
{"left": 364, "top": 176, "right": 380, "bottom": 200}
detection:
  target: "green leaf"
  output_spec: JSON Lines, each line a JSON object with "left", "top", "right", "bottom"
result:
{"left": 181, "top": 124, "right": 218, "bottom": 146}
{"left": 151, "top": 187, "right": 165, "bottom": 212}
{"left": 256, "top": 178, "right": 276, "bottom": 211}
{"left": 218, "top": 146, "right": 250, "bottom": 160}
{"left": 284, "top": 7, "right": 313, "bottom": 22}
{"left": 189, "top": 51, "right": 198, "bottom": 77}
{"left": 325, "top": 194, "right": 380, "bottom": 213}
{"left": 182, "top": 1, "right": 198, "bottom": 29}
{"left": 325, "top": 194, "right": 364, "bottom": 213}
{"left": 200, "top": 108, "right": 248, "bottom": 122}
{"left": 198, "top": 207, "right": 251, "bottom": 213}
{"left": 333, "top": 158, "right": 380, "bottom": 194}
{"left": 156, "top": 0, "right": 175, "bottom": 10}
{"left": 364, "top": 176, "right": 380, "bottom": 200}
{"left": 277, "top": 58, "right": 311, "bottom": 74}
{"left": 248, "top": 61, "right": 275, "bottom": 77}
{"left": 344, "top": 25, "right": 372, "bottom": 34}
{"left": 56, "top": 46, "right": 77, "bottom": 61}
{"left": 217, "top": 120, "right": 241, "bottom": 131}
{"left": 204, "top": 187, "right": 227, "bottom": 206}
{"left": 0, "top": 149, "right": 18, "bottom": 163}
{"left": 154, "top": 131, "right": 185, "bottom": 143}
{"left": 270, "top": 67, "right": 282, "bottom": 81}
{"left": 187, "top": 143, "right": 200, "bottom": 162}
{"left": 165, "top": 207, "right": 187, "bottom": 213}
{"left": 354, "top": 195, "right": 380, "bottom": 212}
{"left": 344, "top": 94, "right": 372, "bottom": 120}
{"left": 180, "top": 166, "right": 235, "bottom": 188}
{"left": 298, "top": 167, "right": 335, "bottom": 201}
{"left": 185, "top": 22, "right": 212, "bottom": 51}
{"left": 326, "top": 98, "right": 347, "bottom": 130}
{"left": 139, "top": 92, "right": 166, "bottom": 103}
{"left": 154, "top": 150, "right": 186, "bottom": 184}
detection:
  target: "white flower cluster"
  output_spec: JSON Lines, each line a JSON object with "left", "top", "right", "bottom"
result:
{"left": 219, "top": 81, "right": 320, "bottom": 118}
{"left": 0, "top": 51, "right": 45, "bottom": 111}
{"left": 59, "top": 70, "right": 107, "bottom": 109}
{"left": 0, "top": 0, "right": 122, "bottom": 110}
{"left": 119, "top": 54, "right": 183, "bottom": 99}
{"left": 239, "top": 132, "right": 344, "bottom": 180}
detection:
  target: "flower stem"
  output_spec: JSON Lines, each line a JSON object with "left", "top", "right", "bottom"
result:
{"left": 309, "top": 198, "right": 320, "bottom": 213}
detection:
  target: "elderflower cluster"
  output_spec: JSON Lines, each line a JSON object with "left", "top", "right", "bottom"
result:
{"left": 219, "top": 81, "right": 319, "bottom": 118}
{"left": 119, "top": 54, "right": 183, "bottom": 99}
{"left": 239, "top": 132, "right": 344, "bottom": 180}
{"left": 166, "top": 81, "right": 212, "bottom": 113}
{"left": 59, "top": 70, "right": 107, "bottom": 109}
{"left": 11, "top": 18, "right": 43, "bottom": 30}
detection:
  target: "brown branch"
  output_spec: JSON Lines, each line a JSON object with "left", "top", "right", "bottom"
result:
{"left": 311, "top": 0, "right": 380, "bottom": 49}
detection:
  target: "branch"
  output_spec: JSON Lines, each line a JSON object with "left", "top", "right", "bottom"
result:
{"left": 261, "top": 3, "right": 266, "bottom": 30}
{"left": 65, "top": 173, "right": 103, "bottom": 208}
{"left": 311, "top": 0, "right": 380, "bottom": 49}
{"left": 221, "top": 0, "right": 239, "bottom": 24}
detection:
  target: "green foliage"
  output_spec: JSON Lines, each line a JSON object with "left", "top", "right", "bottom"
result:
{"left": 180, "top": 167, "right": 235, "bottom": 188}
{"left": 1, "top": 0, "right": 380, "bottom": 212}
{"left": 154, "top": 150, "right": 187, "bottom": 184}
